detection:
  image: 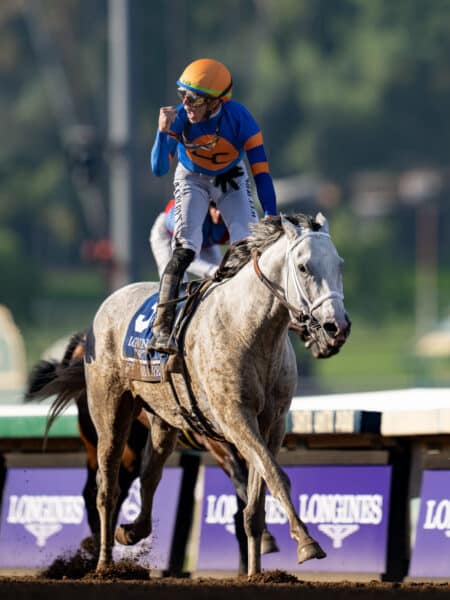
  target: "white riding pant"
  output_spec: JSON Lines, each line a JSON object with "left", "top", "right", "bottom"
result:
{"left": 149, "top": 211, "right": 224, "bottom": 279}
{"left": 172, "top": 160, "right": 258, "bottom": 256}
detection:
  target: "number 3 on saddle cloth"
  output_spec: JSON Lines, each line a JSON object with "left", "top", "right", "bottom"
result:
{"left": 122, "top": 292, "right": 181, "bottom": 382}
{"left": 121, "top": 281, "right": 209, "bottom": 382}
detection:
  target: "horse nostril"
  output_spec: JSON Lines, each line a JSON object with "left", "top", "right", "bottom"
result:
{"left": 323, "top": 322, "right": 338, "bottom": 337}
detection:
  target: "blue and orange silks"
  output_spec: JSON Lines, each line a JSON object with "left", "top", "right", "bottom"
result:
{"left": 151, "top": 101, "right": 277, "bottom": 216}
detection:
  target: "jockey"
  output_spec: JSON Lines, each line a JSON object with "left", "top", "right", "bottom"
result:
{"left": 150, "top": 198, "right": 229, "bottom": 279}
{"left": 150, "top": 58, "right": 277, "bottom": 354}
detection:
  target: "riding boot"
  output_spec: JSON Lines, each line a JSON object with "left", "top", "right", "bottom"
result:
{"left": 149, "top": 247, "right": 195, "bottom": 354}
{"left": 149, "top": 271, "right": 180, "bottom": 354}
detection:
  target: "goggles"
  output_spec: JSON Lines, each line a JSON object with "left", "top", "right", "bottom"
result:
{"left": 177, "top": 88, "right": 209, "bottom": 107}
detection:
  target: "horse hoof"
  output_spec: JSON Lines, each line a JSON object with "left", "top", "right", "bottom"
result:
{"left": 115, "top": 525, "right": 135, "bottom": 545}
{"left": 261, "top": 531, "right": 279, "bottom": 555}
{"left": 115, "top": 523, "right": 150, "bottom": 546}
{"left": 297, "top": 541, "right": 326, "bottom": 564}
{"left": 95, "top": 560, "right": 112, "bottom": 574}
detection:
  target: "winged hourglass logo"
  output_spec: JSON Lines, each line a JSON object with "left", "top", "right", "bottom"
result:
{"left": 6, "top": 494, "right": 85, "bottom": 546}
{"left": 299, "top": 493, "right": 384, "bottom": 549}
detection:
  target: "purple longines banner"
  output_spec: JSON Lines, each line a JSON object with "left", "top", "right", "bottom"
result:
{"left": 0, "top": 467, "right": 182, "bottom": 569}
{"left": 409, "top": 470, "right": 450, "bottom": 578}
{"left": 197, "top": 465, "right": 391, "bottom": 573}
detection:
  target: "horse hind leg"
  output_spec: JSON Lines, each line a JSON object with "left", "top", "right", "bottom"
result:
{"left": 115, "top": 414, "right": 178, "bottom": 546}
{"left": 88, "top": 386, "right": 140, "bottom": 571}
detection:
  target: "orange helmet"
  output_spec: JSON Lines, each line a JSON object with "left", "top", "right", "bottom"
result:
{"left": 177, "top": 59, "right": 232, "bottom": 100}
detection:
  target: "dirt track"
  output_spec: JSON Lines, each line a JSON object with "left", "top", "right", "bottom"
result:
{"left": 0, "top": 552, "right": 447, "bottom": 599}
{"left": 1, "top": 575, "right": 449, "bottom": 600}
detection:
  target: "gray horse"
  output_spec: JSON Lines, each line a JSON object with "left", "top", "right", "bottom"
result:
{"left": 80, "top": 213, "right": 350, "bottom": 576}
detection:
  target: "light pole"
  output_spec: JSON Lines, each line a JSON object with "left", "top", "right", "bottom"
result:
{"left": 108, "top": 0, "right": 133, "bottom": 290}
{"left": 398, "top": 168, "right": 442, "bottom": 337}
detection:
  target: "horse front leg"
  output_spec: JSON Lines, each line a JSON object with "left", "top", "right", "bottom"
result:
{"left": 268, "top": 415, "right": 327, "bottom": 565}
{"left": 204, "top": 437, "right": 279, "bottom": 571}
{"left": 244, "top": 464, "right": 266, "bottom": 576}
{"left": 229, "top": 413, "right": 326, "bottom": 570}
{"left": 115, "top": 414, "right": 178, "bottom": 545}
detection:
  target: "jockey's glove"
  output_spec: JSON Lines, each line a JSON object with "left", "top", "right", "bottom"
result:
{"left": 214, "top": 165, "right": 244, "bottom": 193}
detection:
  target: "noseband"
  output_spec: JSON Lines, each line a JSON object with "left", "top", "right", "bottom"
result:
{"left": 252, "top": 231, "right": 344, "bottom": 325}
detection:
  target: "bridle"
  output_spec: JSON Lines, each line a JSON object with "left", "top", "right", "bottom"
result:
{"left": 252, "top": 230, "right": 344, "bottom": 326}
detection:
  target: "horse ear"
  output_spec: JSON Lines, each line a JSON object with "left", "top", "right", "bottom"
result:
{"left": 315, "top": 212, "right": 329, "bottom": 233}
{"left": 281, "top": 214, "right": 301, "bottom": 242}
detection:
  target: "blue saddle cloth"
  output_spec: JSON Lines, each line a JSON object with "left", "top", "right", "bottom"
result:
{"left": 122, "top": 293, "right": 169, "bottom": 379}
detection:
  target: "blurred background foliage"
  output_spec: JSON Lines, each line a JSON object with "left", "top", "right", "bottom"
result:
{"left": 1, "top": 0, "right": 450, "bottom": 392}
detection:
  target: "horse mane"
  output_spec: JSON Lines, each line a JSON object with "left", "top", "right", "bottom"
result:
{"left": 214, "top": 213, "right": 322, "bottom": 281}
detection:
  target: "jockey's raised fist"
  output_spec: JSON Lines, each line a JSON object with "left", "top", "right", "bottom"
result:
{"left": 159, "top": 106, "right": 177, "bottom": 132}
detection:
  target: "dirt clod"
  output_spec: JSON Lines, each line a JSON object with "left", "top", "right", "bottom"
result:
{"left": 247, "top": 569, "right": 299, "bottom": 584}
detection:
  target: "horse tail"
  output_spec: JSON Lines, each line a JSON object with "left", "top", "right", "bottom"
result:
{"left": 25, "top": 358, "right": 60, "bottom": 398}
{"left": 61, "top": 331, "right": 86, "bottom": 366}
{"left": 42, "top": 358, "right": 86, "bottom": 438}
{"left": 25, "top": 331, "right": 87, "bottom": 442}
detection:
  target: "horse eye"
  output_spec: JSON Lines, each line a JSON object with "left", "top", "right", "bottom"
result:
{"left": 299, "top": 264, "right": 307, "bottom": 274}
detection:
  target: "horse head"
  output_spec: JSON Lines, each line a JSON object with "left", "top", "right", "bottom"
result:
{"left": 281, "top": 213, "right": 351, "bottom": 358}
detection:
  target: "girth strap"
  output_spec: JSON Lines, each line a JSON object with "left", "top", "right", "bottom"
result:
{"left": 167, "top": 279, "right": 226, "bottom": 443}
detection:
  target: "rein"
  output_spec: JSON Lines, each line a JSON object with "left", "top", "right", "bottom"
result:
{"left": 156, "top": 278, "right": 212, "bottom": 308}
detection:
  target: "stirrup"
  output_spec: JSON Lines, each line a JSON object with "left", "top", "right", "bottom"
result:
{"left": 149, "top": 332, "right": 178, "bottom": 355}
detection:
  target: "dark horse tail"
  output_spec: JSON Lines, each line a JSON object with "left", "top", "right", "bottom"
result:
{"left": 25, "top": 331, "right": 87, "bottom": 440}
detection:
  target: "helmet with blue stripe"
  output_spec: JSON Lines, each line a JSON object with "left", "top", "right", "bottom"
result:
{"left": 177, "top": 59, "right": 232, "bottom": 100}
